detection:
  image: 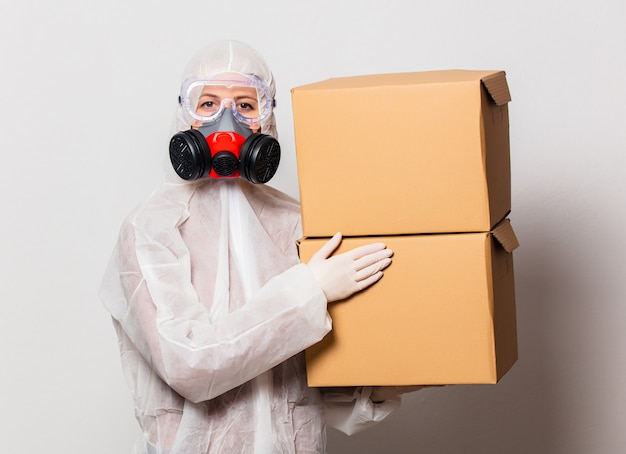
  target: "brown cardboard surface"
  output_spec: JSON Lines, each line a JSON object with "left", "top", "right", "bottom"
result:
{"left": 298, "top": 229, "right": 518, "bottom": 386}
{"left": 291, "top": 70, "right": 511, "bottom": 237}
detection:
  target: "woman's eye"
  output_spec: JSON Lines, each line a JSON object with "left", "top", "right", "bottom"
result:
{"left": 199, "top": 101, "right": 216, "bottom": 110}
{"left": 237, "top": 102, "right": 257, "bottom": 112}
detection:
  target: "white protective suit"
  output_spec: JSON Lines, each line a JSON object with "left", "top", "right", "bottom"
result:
{"left": 99, "top": 40, "right": 400, "bottom": 454}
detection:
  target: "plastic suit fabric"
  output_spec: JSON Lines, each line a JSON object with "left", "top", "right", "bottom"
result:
{"left": 99, "top": 40, "right": 399, "bottom": 454}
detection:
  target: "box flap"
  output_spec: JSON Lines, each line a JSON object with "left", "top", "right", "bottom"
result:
{"left": 492, "top": 218, "right": 519, "bottom": 252}
{"left": 293, "top": 70, "right": 511, "bottom": 93}
{"left": 481, "top": 71, "right": 511, "bottom": 106}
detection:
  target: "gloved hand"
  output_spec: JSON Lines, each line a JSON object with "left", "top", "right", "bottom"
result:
{"left": 370, "top": 386, "right": 426, "bottom": 403}
{"left": 307, "top": 232, "right": 393, "bottom": 303}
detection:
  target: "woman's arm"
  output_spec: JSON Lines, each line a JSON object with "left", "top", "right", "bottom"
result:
{"left": 103, "top": 215, "right": 331, "bottom": 403}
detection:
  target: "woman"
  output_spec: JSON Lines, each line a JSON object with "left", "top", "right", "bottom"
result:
{"left": 100, "top": 39, "right": 407, "bottom": 454}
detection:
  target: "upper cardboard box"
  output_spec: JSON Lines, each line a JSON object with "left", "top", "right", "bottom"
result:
{"left": 291, "top": 70, "right": 512, "bottom": 237}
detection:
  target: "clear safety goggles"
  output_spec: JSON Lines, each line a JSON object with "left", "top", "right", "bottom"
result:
{"left": 179, "top": 73, "right": 274, "bottom": 126}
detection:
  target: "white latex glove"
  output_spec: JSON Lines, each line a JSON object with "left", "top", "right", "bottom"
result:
{"left": 307, "top": 232, "right": 393, "bottom": 303}
{"left": 370, "top": 386, "right": 426, "bottom": 403}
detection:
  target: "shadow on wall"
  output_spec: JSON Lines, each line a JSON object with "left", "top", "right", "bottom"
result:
{"left": 325, "top": 200, "right": 594, "bottom": 453}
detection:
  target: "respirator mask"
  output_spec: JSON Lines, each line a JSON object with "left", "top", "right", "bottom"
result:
{"left": 169, "top": 73, "right": 280, "bottom": 184}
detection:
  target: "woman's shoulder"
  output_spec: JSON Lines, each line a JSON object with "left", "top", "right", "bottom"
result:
{"left": 121, "top": 182, "right": 198, "bottom": 237}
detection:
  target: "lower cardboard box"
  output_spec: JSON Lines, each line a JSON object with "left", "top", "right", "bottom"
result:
{"left": 297, "top": 219, "right": 519, "bottom": 386}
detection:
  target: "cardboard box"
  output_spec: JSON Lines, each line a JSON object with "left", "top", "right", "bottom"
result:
{"left": 291, "top": 70, "right": 512, "bottom": 237}
{"left": 298, "top": 219, "right": 519, "bottom": 386}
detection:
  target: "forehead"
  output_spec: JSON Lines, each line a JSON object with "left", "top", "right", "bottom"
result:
{"left": 198, "top": 84, "right": 258, "bottom": 99}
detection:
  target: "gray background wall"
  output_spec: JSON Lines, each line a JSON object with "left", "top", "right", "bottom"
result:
{"left": 1, "top": 1, "right": 625, "bottom": 452}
